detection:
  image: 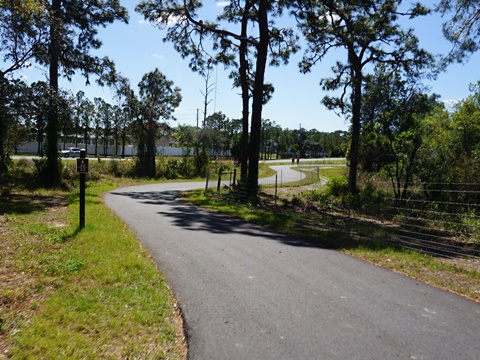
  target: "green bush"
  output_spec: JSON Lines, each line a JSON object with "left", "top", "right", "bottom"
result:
{"left": 353, "top": 179, "right": 390, "bottom": 214}
{"left": 165, "top": 159, "right": 179, "bottom": 179}
{"left": 32, "top": 158, "right": 48, "bottom": 179}
{"left": 313, "top": 177, "right": 350, "bottom": 207}
{"left": 11, "top": 159, "right": 34, "bottom": 178}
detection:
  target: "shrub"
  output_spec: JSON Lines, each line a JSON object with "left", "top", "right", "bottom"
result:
{"left": 354, "top": 179, "right": 389, "bottom": 214}
{"left": 11, "top": 159, "right": 34, "bottom": 178}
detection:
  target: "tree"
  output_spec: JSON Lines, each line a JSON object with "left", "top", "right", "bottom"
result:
{"left": 137, "top": 0, "right": 299, "bottom": 197}
{"left": 72, "top": 91, "right": 85, "bottom": 147}
{"left": 0, "top": 1, "right": 47, "bottom": 169}
{"left": 97, "top": 99, "right": 114, "bottom": 156}
{"left": 137, "top": 69, "right": 182, "bottom": 178}
{"left": 415, "top": 84, "right": 480, "bottom": 206}
{"left": 360, "top": 66, "right": 441, "bottom": 198}
{"left": 437, "top": 0, "right": 480, "bottom": 65}
{"left": 0, "top": 0, "right": 47, "bottom": 76}
{"left": 174, "top": 124, "right": 197, "bottom": 153}
{"left": 58, "top": 90, "right": 74, "bottom": 149}
{"left": 111, "top": 104, "right": 124, "bottom": 157}
{"left": 26, "top": 81, "right": 50, "bottom": 155}
{"left": 205, "top": 111, "right": 230, "bottom": 157}
{"left": 0, "top": 78, "right": 29, "bottom": 172}
{"left": 295, "top": 0, "right": 432, "bottom": 193}
{"left": 76, "top": 92, "right": 95, "bottom": 148}
{"left": 113, "top": 76, "right": 138, "bottom": 158}
{"left": 93, "top": 97, "right": 106, "bottom": 156}
{"left": 200, "top": 64, "right": 215, "bottom": 128}
{"left": 33, "top": 0, "right": 128, "bottom": 184}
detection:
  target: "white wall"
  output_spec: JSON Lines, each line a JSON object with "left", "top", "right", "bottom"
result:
{"left": 14, "top": 142, "right": 194, "bottom": 157}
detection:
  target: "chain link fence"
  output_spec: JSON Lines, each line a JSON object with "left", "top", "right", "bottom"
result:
{"left": 205, "top": 166, "right": 480, "bottom": 259}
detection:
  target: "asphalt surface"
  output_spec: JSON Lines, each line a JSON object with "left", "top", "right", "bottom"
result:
{"left": 103, "top": 166, "right": 480, "bottom": 360}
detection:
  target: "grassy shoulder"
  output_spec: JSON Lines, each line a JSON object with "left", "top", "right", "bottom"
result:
{"left": 180, "top": 189, "right": 480, "bottom": 303}
{"left": 0, "top": 178, "right": 186, "bottom": 359}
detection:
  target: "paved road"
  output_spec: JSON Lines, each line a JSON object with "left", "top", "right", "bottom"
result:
{"left": 103, "top": 167, "right": 480, "bottom": 360}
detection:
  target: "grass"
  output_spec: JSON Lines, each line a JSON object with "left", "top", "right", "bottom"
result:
{"left": 0, "top": 178, "right": 186, "bottom": 359}
{"left": 2, "top": 158, "right": 478, "bottom": 358}
{"left": 258, "top": 162, "right": 277, "bottom": 178}
{"left": 181, "top": 189, "right": 480, "bottom": 302}
{"left": 318, "top": 166, "right": 347, "bottom": 179}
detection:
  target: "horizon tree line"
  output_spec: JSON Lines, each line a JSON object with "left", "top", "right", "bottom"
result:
{"left": 1, "top": 0, "right": 479, "bottom": 194}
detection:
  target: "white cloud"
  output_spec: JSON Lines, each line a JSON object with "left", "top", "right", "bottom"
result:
{"left": 323, "top": 12, "right": 341, "bottom": 24}
{"left": 138, "top": 15, "right": 179, "bottom": 27}
{"left": 216, "top": 1, "right": 230, "bottom": 7}
{"left": 442, "top": 98, "right": 460, "bottom": 106}
{"left": 152, "top": 54, "right": 164, "bottom": 59}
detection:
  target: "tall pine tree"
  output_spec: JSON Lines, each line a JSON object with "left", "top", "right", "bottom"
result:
{"left": 34, "top": 1, "right": 128, "bottom": 184}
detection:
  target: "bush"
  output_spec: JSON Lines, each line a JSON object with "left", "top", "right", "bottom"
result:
{"left": 107, "top": 159, "right": 136, "bottom": 177}
{"left": 32, "top": 158, "right": 48, "bottom": 179}
{"left": 165, "top": 159, "right": 179, "bottom": 179}
{"left": 11, "top": 159, "right": 34, "bottom": 178}
{"left": 354, "top": 179, "right": 389, "bottom": 214}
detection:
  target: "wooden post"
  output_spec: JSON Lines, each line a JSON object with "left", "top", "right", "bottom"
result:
{"left": 217, "top": 169, "right": 222, "bottom": 192}
{"left": 79, "top": 150, "right": 86, "bottom": 229}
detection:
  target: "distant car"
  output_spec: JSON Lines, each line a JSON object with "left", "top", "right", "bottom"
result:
{"left": 60, "top": 147, "right": 83, "bottom": 158}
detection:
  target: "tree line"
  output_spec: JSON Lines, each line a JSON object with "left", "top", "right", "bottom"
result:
{"left": 1, "top": 0, "right": 478, "bottom": 197}
{"left": 0, "top": 73, "right": 348, "bottom": 171}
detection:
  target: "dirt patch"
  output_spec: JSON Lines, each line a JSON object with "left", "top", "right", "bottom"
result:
{"left": 441, "top": 257, "right": 480, "bottom": 273}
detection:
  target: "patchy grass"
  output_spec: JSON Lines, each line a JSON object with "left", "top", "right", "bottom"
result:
{"left": 0, "top": 178, "right": 186, "bottom": 359}
{"left": 181, "top": 189, "right": 480, "bottom": 303}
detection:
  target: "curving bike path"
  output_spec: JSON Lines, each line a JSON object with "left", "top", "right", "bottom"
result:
{"left": 103, "top": 166, "right": 479, "bottom": 360}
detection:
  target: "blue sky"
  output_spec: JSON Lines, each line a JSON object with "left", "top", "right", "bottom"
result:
{"left": 18, "top": 1, "right": 480, "bottom": 133}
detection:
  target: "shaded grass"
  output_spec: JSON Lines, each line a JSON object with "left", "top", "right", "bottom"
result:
{"left": 1, "top": 179, "right": 186, "bottom": 359}
{"left": 181, "top": 189, "right": 480, "bottom": 302}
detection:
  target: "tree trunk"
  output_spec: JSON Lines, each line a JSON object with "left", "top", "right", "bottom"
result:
{"left": 239, "top": 1, "right": 251, "bottom": 180}
{"left": 147, "top": 118, "right": 156, "bottom": 178}
{"left": 0, "top": 131, "right": 6, "bottom": 173}
{"left": 121, "top": 128, "right": 126, "bottom": 158}
{"left": 94, "top": 133, "right": 98, "bottom": 156}
{"left": 247, "top": 0, "right": 268, "bottom": 197}
{"left": 348, "top": 50, "right": 362, "bottom": 194}
{"left": 45, "top": 0, "right": 62, "bottom": 185}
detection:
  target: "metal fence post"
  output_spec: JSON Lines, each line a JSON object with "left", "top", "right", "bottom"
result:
{"left": 275, "top": 174, "right": 278, "bottom": 209}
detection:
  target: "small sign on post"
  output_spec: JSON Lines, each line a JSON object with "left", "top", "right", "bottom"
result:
{"left": 78, "top": 150, "right": 87, "bottom": 229}
{"left": 76, "top": 158, "right": 89, "bottom": 173}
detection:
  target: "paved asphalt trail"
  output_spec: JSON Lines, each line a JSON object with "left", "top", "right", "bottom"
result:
{"left": 103, "top": 166, "right": 480, "bottom": 360}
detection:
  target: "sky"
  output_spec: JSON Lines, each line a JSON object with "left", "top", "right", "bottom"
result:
{"left": 17, "top": 1, "right": 480, "bottom": 133}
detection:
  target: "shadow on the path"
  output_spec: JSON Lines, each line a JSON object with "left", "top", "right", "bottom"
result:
{"left": 109, "top": 190, "right": 327, "bottom": 249}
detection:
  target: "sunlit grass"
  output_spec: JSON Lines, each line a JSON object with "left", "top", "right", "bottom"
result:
{"left": 1, "top": 182, "right": 186, "bottom": 359}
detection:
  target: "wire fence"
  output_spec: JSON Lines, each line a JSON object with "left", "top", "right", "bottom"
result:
{"left": 205, "top": 166, "right": 480, "bottom": 259}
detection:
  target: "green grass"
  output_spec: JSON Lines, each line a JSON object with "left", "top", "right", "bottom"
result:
{"left": 1, "top": 180, "right": 186, "bottom": 359}
{"left": 319, "top": 166, "right": 347, "bottom": 180}
{"left": 258, "top": 162, "right": 277, "bottom": 178}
